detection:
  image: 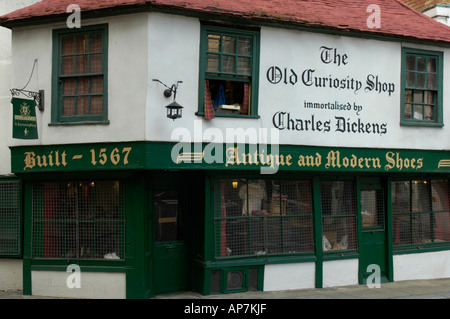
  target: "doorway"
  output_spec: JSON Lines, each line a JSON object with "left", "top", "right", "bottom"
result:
{"left": 153, "top": 190, "right": 188, "bottom": 294}
{"left": 359, "top": 178, "right": 389, "bottom": 285}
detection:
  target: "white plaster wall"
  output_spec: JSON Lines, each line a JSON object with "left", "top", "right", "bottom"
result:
{"left": 323, "top": 259, "right": 359, "bottom": 287}
{"left": 31, "top": 271, "right": 126, "bottom": 299}
{"left": 145, "top": 13, "right": 450, "bottom": 151}
{"left": 8, "top": 11, "right": 450, "bottom": 151}
{"left": 263, "top": 262, "right": 315, "bottom": 291}
{"left": 0, "top": 259, "right": 22, "bottom": 290}
{"left": 9, "top": 12, "right": 149, "bottom": 148}
{"left": 0, "top": 0, "right": 42, "bottom": 174}
{"left": 394, "top": 251, "right": 450, "bottom": 281}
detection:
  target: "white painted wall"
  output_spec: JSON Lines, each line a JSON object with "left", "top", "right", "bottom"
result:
{"left": 9, "top": 13, "right": 149, "bottom": 147}
{"left": 31, "top": 270, "right": 126, "bottom": 299}
{"left": 263, "top": 262, "right": 315, "bottom": 291}
{"left": 323, "top": 259, "right": 359, "bottom": 287}
{"left": 0, "top": 259, "right": 22, "bottom": 290}
{"left": 8, "top": 11, "right": 450, "bottom": 152}
{"left": 146, "top": 13, "right": 450, "bottom": 151}
{"left": 0, "top": 0, "right": 42, "bottom": 174}
{"left": 394, "top": 251, "right": 450, "bottom": 281}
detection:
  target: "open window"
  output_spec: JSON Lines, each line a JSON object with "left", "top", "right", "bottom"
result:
{"left": 200, "top": 25, "right": 259, "bottom": 119}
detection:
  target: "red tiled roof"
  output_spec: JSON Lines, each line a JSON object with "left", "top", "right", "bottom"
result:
{"left": 402, "top": 0, "right": 449, "bottom": 12}
{"left": 2, "top": 0, "right": 450, "bottom": 44}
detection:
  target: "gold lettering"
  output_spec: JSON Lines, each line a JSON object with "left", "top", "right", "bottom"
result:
{"left": 24, "top": 152, "right": 36, "bottom": 170}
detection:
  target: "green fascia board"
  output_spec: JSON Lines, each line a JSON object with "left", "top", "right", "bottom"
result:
{"left": 10, "top": 141, "right": 450, "bottom": 174}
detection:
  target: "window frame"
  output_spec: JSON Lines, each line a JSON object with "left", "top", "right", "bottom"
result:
{"left": 198, "top": 25, "right": 260, "bottom": 119}
{"left": 51, "top": 24, "right": 109, "bottom": 125}
{"left": 212, "top": 178, "right": 314, "bottom": 259}
{"left": 400, "top": 47, "right": 443, "bottom": 127}
{"left": 391, "top": 178, "right": 450, "bottom": 252}
{"left": 30, "top": 180, "right": 125, "bottom": 261}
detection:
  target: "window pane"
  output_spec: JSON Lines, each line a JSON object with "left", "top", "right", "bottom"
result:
{"left": 154, "top": 190, "right": 181, "bottom": 242}
{"left": 417, "top": 56, "right": 426, "bottom": 71}
{"left": 222, "top": 36, "right": 236, "bottom": 54}
{"left": 413, "top": 105, "right": 423, "bottom": 120}
{"left": 413, "top": 90, "right": 423, "bottom": 103}
{"left": 77, "top": 96, "right": 89, "bottom": 115}
{"left": 424, "top": 105, "right": 434, "bottom": 120}
{"left": 63, "top": 97, "right": 75, "bottom": 116}
{"left": 405, "top": 55, "right": 415, "bottom": 71}
{"left": 238, "top": 38, "right": 251, "bottom": 55}
{"left": 62, "top": 56, "right": 75, "bottom": 75}
{"left": 427, "top": 74, "right": 436, "bottom": 89}
{"left": 207, "top": 54, "right": 220, "bottom": 72}
{"left": 432, "top": 180, "right": 450, "bottom": 242}
{"left": 405, "top": 103, "right": 412, "bottom": 119}
{"left": 76, "top": 34, "right": 88, "bottom": 54}
{"left": 0, "top": 181, "right": 21, "bottom": 256}
{"left": 31, "top": 181, "right": 124, "bottom": 260}
{"left": 320, "top": 181, "right": 356, "bottom": 252}
{"left": 361, "top": 189, "right": 384, "bottom": 229}
{"left": 90, "top": 96, "right": 103, "bottom": 114}
{"left": 237, "top": 57, "right": 251, "bottom": 75}
{"left": 76, "top": 55, "right": 88, "bottom": 74}
{"left": 424, "top": 91, "right": 434, "bottom": 104}
{"left": 77, "top": 78, "right": 89, "bottom": 95}
{"left": 406, "top": 72, "right": 415, "bottom": 87}
{"left": 214, "top": 179, "right": 313, "bottom": 257}
{"left": 427, "top": 57, "right": 436, "bottom": 73}
{"left": 91, "top": 76, "right": 103, "bottom": 94}
{"left": 207, "top": 34, "right": 220, "bottom": 52}
{"left": 89, "top": 54, "right": 102, "bottom": 73}
{"left": 63, "top": 78, "right": 76, "bottom": 96}
{"left": 62, "top": 36, "right": 75, "bottom": 55}
{"left": 222, "top": 55, "right": 235, "bottom": 73}
{"left": 416, "top": 73, "right": 426, "bottom": 88}
{"left": 89, "top": 33, "right": 102, "bottom": 53}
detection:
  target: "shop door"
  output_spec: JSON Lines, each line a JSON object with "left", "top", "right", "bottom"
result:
{"left": 153, "top": 190, "right": 188, "bottom": 294}
{"left": 359, "top": 180, "right": 389, "bottom": 285}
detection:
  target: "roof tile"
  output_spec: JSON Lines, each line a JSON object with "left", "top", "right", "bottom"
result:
{"left": 2, "top": 0, "right": 450, "bottom": 43}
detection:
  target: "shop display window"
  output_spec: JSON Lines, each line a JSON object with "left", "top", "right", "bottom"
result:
{"left": 213, "top": 179, "right": 313, "bottom": 257}
{"left": 31, "top": 181, "right": 125, "bottom": 260}
{"left": 0, "top": 180, "right": 21, "bottom": 257}
{"left": 392, "top": 179, "right": 450, "bottom": 249}
{"left": 320, "top": 181, "right": 357, "bottom": 254}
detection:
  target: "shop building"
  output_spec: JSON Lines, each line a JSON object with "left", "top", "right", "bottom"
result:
{"left": 1, "top": 0, "right": 450, "bottom": 298}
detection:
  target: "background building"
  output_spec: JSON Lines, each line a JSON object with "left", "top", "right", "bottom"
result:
{"left": 403, "top": 0, "right": 450, "bottom": 25}
{"left": 1, "top": 0, "right": 450, "bottom": 298}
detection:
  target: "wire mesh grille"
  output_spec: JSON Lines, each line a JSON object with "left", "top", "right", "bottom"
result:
{"left": 31, "top": 181, "right": 125, "bottom": 260}
{"left": 361, "top": 189, "right": 385, "bottom": 229}
{"left": 214, "top": 179, "right": 313, "bottom": 257}
{"left": 0, "top": 180, "right": 21, "bottom": 256}
{"left": 320, "top": 181, "right": 357, "bottom": 253}
{"left": 392, "top": 179, "right": 450, "bottom": 248}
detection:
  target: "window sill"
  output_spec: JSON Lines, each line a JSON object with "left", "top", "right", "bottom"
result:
{"left": 49, "top": 120, "right": 110, "bottom": 126}
{"left": 400, "top": 120, "right": 444, "bottom": 127}
{"left": 196, "top": 111, "right": 260, "bottom": 119}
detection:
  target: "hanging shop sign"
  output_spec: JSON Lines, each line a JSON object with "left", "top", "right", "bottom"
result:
{"left": 10, "top": 142, "right": 450, "bottom": 174}
{"left": 11, "top": 97, "right": 38, "bottom": 140}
